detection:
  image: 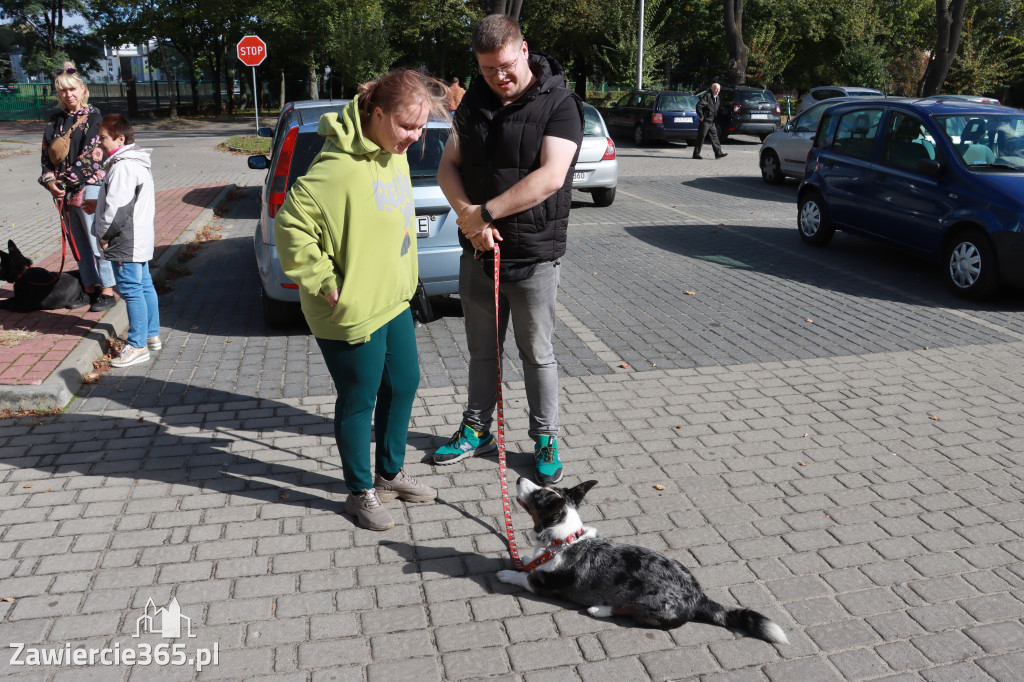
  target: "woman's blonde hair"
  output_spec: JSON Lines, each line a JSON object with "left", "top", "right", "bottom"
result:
{"left": 357, "top": 68, "right": 450, "bottom": 126}
{"left": 54, "top": 68, "right": 90, "bottom": 111}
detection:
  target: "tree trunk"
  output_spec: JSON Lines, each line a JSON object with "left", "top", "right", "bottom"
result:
{"left": 920, "top": 0, "right": 967, "bottom": 95}
{"left": 280, "top": 69, "right": 286, "bottom": 109}
{"left": 724, "top": 0, "right": 748, "bottom": 85}
{"left": 152, "top": 36, "right": 177, "bottom": 119}
{"left": 307, "top": 60, "right": 318, "bottom": 100}
{"left": 487, "top": 0, "right": 523, "bottom": 20}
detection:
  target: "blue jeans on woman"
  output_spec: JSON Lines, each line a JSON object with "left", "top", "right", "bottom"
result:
{"left": 70, "top": 185, "right": 116, "bottom": 289}
{"left": 112, "top": 261, "right": 160, "bottom": 348}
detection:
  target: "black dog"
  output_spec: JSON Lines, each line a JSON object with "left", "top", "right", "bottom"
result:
{"left": 497, "top": 478, "right": 789, "bottom": 643}
{"left": 0, "top": 240, "right": 90, "bottom": 312}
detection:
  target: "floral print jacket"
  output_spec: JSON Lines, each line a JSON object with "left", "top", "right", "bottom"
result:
{"left": 38, "top": 106, "right": 106, "bottom": 190}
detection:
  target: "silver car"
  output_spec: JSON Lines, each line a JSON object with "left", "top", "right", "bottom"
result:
{"left": 572, "top": 103, "right": 618, "bottom": 206}
{"left": 248, "top": 103, "right": 459, "bottom": 327}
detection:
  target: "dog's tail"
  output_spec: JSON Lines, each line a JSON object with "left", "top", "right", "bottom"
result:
{"left": 695, "top": 596, "right": 789, "bottom": 644}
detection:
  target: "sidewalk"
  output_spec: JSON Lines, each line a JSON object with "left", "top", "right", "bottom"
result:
{"left": 0, "top": 183, "right": 231, "bottom": 411}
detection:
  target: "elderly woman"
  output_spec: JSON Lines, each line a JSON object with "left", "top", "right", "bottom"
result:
{"left": 38, "top": 61, "right": 116, "bottom": 312}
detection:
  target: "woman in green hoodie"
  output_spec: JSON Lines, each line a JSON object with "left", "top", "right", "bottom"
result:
{"left": 275, "top": 69, "right": 449, "bottom": 531}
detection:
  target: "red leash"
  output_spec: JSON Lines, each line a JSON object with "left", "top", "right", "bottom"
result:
{"left": 492, "top": 243, "right": 582, "bottom": 572}
{"left": 29, "top": 197, "right": 76, "bottom": 287}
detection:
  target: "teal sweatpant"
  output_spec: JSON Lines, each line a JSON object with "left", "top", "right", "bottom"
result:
{"left": 315, "top": 309, "right": 420, "bottom": 493}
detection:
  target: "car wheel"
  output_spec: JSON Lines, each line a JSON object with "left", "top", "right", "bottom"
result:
{"left": 633, "top": 123, "right": 646, "bottom": 146}
{"left": 797, "top": 192, "right": 835, "bottom": 246}
{"left": 592, "top": 187, "right": 616, "bottom": 207}
{"left": 945, "top": 228, "right": 998, "bottom": 299}
{"left": 760, "top": 150, "right": 783, "bottom": 185}
{"left": 261, "top": 283, "right": 295, "bottom": 328}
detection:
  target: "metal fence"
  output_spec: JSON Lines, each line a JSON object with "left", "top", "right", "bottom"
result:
{"left": 0, "top": 81, "right": 247, "bottom": 121}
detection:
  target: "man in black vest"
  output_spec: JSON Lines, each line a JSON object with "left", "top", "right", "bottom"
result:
{"left": 693, "top": 83, "right": 728, "bottom": 159}
{"left": 433, "top": 14, "right": 583, "bottom": 485}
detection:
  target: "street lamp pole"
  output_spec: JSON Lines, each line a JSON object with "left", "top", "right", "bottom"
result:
{"left": 635, "top": 0, "right": 645, "bottom": 90}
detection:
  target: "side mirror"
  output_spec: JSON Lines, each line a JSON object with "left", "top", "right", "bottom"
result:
{"left": 784, "top": 122, "right": 794, "bottom": 132}
{"left": 257, "top": 127, "right": 273, "bottom": 138}
{"left": 916, "top": 159, "right": 944, "bottom": 178}
{"left": 248, "top": 155, "right": 269, "bottom": 170}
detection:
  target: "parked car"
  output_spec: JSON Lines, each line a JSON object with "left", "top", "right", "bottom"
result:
{"left": 248, "top": 102, "right": 460, "bottom": 327}
{"left": 710, "top": 85, "right": 781, "bottom": 142}
{"left": 602, "top": 89, "right": 699, "bottom": 145}
{"left": 0, "top": 84, "right": 18, "bottom": 96}
{"left": 797, "top": 97, "right": 1024, "bottom": 298}
{"left": 760, "top": 96, "right": 885, "bottom": 184}
{"left": 573, "top": 103, "right": 618, "bottom": 206}
{"left": 924, "top": 94, "right": 1002, "bottom": 106}
{"left": 797, "top": 86, "right": 885, "bottom": 113}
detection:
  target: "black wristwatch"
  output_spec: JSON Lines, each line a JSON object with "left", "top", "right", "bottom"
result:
{"left": 480, "top": 203, "right": 495, "bottom": 224}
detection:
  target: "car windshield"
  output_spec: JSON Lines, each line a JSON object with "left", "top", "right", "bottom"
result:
{"left": 936, "top": 113, "right": 1024, "bottom": 170}
{"left": 582, "top": 108, "right": 604, "bottom": 136}
{"left": 737, "top": 90, "right": 776, "bottom": 104}
{"left": 407, "top": 127, "right": 451, "bottom": 178}
{"left": 659, "top": 94, "right": 697, "bottom": 112}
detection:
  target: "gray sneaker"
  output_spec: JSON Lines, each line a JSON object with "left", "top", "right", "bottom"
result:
{"left": 374, "top": 469, "right": 437, "bottom": 503}
{"left": 344, "top": 489, "right": 394, "bottom": 531}
{"left": 111, "top": 345, "right": 150, "bottom": 368}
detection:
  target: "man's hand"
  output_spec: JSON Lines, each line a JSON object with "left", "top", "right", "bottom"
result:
{"left": 83, "top": 199, "right": 97, "bottom": 215}
{"left": 456, "top": 205, "right": 503, "bottom": 252}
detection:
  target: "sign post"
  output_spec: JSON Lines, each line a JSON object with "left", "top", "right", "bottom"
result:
{"left": 236, "top": 35, "right": 268, "bottom": 131}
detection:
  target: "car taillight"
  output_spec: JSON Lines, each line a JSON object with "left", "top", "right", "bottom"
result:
{"left": 732, "top": 103, "right": 742, "bottom": 114}
{"left": 651, "top": 112, "right": 663, "bottom": 124}
{"left": 267, "top": 126, "right": 299, "bottom": 219}
{"left": 601, "top": 137, "right": 616, "bottom": 161}
{"left": 775, "top": 103, "right": 781, "bottom": 115}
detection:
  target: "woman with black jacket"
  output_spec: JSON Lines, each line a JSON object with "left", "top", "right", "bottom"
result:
{"left": 38, "top": 63, "right": 116, "bottom": 312}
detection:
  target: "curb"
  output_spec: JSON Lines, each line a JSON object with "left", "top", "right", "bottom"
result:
{"left": 0, "top": 183, "right": 236, "bottom": 412}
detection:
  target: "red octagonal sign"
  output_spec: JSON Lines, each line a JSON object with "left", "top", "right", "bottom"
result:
{"left": 237, "top": 35, "right": 267, "bottom": 67}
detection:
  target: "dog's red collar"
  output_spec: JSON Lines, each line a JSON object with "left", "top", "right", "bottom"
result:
{"left": 521, "top": 528, "right": 587, "bottom": 571}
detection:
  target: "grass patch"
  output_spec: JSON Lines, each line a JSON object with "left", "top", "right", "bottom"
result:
{"left": 219, "top": 135, "right": 270, "bottom": 154}
{"left": 0, "top": 327, "right": 41, "bottom": 347}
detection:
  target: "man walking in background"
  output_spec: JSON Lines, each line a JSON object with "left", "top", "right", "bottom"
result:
{"left": 432, "top": 13, "right": 583, "bottom": 485}
{"left": 694, "top": 82, "right": 728, "bottom": 160}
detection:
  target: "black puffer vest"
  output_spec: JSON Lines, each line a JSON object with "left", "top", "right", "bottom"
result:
{"left": 456, "top": 51, "right": 583, "bottom": 262}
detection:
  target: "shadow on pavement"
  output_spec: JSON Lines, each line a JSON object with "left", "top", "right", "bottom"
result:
{"left": 682, "top": 175, "right": 797, "bottom": 203}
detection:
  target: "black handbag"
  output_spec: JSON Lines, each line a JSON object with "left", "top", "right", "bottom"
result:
{"left": 410, "top": 281, "right": 432, "bottom": 324}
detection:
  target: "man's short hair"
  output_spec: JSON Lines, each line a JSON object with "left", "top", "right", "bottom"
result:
{"left": 450, "top": 77, "right": 460, "bottom": 84}
{"left": 472, "top": 14, "right": 522, "bottom": 54}
{"left": 101, "top": 113, "right": 135, "bottom": 144}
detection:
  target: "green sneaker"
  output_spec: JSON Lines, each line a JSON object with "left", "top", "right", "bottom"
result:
{"left": 534, "top": 435, "right": 563, "bottom": 484}
{"left": 433, "top": 422, "right": 497, "bottom": 465}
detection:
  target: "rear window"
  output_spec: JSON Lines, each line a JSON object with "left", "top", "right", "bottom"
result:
{"left": 658, "top": 94, "right": 697, "bottom": 112}
{"left": 582, "top": 108, "right": 604, "bottom": 136}
{"left": 407, "top": 128, "right": 451, "bottom": 178}
{"left": 848, "top": 90, "right": 883, "bottom": 97}
{"left": 288, "top": 132, "right": 326, "bottom": 188}
{"left": 737, "top": 90, "right": 777, "bottom": 104}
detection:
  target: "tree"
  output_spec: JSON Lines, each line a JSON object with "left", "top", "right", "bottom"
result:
{"left": 724, "top": 0, "right": 747, "bottom": 84}
{"left": 488, "top": 0, "right": 524, "bottom": 20}
{"left": 1, "top": 0, "right": 100, "bottom": 75}
{"left": 920, "top": 0, "right": 967, "bottom": 94}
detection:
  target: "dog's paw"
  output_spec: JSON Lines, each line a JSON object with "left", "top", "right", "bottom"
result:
{"left": 496, "top": 570, "right": 521, "bottom": 584}
{"left": 587, "top": 605, "right": 613, "bottom": 618}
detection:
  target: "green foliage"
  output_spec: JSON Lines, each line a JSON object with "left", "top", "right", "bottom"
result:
{"left": 945, "top": 3, "right": 1024, "bottom": 95}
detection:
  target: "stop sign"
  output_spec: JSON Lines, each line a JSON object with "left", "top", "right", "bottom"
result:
{"left": 237, "top": 35, "right": 267, "bottom": 67}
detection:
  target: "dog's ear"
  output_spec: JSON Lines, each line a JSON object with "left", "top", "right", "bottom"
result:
{"left": 7, "top": 240, "right": 17, "bottom": 255}
{"left": 565, "top": 480, "right": 598, "bottom": 508}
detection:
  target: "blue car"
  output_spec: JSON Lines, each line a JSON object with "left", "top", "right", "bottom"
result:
{"left": 797, "top": 98, "right": 1024, "bottom": 298}
{"left": 603, "top": 90, "right": 699, "bottom": 146}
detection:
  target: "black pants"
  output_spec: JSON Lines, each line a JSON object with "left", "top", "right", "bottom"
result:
{"left": 693, "top": 120, "right": 722, "bottom": 157}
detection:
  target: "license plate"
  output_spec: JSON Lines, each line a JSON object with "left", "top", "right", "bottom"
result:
{"left": 573, "top": 171, "right": 587, "bottom": 182}
{"left": 674, "top": 116, "right": 694, "bottom": 123}
{"left": 416, "top": 216, "right": 430, "bottom": 236}
{"left": 751, "top": 113, "right": 769, "bottom": 120}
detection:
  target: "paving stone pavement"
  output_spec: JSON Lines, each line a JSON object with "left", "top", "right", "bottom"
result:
{"left": 1, "top": 132, "right": 1023, "bottom": 681}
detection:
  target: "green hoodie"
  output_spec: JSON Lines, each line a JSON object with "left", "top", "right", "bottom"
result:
{"left": 274, "top": 97, "right": 418, "bottom": 342}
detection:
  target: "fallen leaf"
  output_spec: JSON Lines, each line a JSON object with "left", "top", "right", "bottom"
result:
{"left": 803, "top": 433, "right": 809, "bottom": 438}
{"left": 824, "top": 514, "right": 831, "bottom": 519}
{"left": 653, "top": 484, "right": 666, "bottom": 491}
{"left": 137, "top": 417, "right": 144, "bottom": 423}
{"left": 684, "top": 290, "right": 696, "bottom": 296}
{"left": 23, "top": 485, "right": 31, "bottom": 488}
{"left": 929, "top": 415, "right": 938, "bottom": 420}
{"left": 799, "top": 462, "right": 807, "bottom": 466}
{"left": 619, "top": 363, "right": 631, "bottom": 369}
{"left": 675, "top": 425, "right": 683, "bottom": 429}
{"left": 805, "top": 318, "right": 813, "bottom": 323}
{"left": 280, "top": 492, "right": 290, "bottom": 500}
{"left": 45, "top": 489, "right": 52, "bottom": 492}
{"left": 1, "top": 597, "right": 13, "bottom": 602}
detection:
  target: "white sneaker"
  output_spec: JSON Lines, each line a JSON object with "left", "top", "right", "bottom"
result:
{"left": 111, "top": 345, "right": 150, "bottom": 368}
{"left": 147, "top": 336, "right": 162, "bottom": 351}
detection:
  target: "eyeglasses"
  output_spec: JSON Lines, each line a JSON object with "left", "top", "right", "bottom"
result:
{"left": 54, "top": 67, "right": 77, "bottom": 76}
{"left": 479, "top": 54, "right": 519, "bottom": 79}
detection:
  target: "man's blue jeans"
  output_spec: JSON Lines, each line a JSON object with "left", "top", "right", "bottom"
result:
{"left": 112, "top": 261, "right": 160, "bottom": 348}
